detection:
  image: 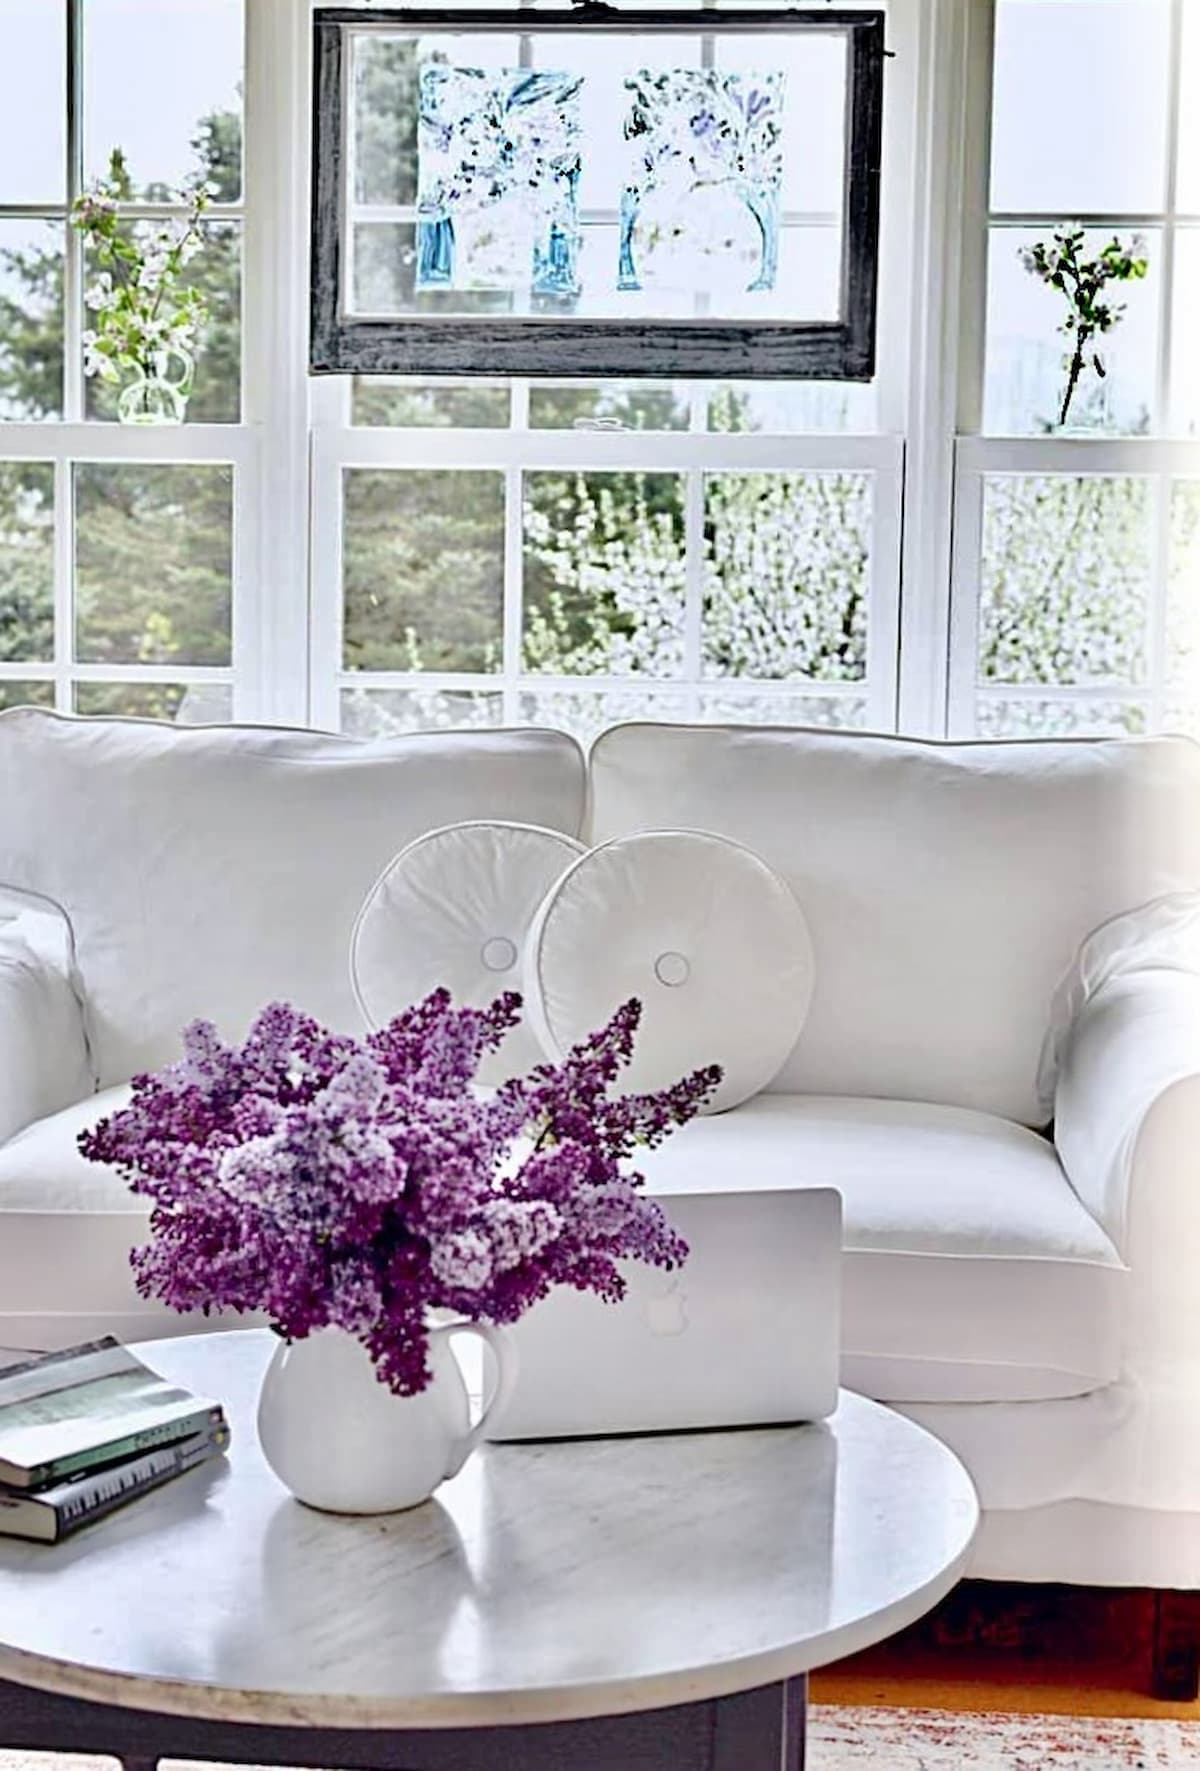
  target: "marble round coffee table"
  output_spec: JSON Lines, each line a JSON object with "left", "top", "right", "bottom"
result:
{"left": 0, "top": 1330, "right": 977, "bottom": 1771}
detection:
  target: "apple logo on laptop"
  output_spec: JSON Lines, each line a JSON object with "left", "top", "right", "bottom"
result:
{"left": 644, "top": 1274, "right": 688, "bottom": 1338}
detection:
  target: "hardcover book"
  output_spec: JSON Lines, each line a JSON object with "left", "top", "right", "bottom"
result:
{"left": 0, "top": 1339, "right": 225, "bottom": 1490}
{"left": 0, "top": 1421, "right": 231, "bottom": 1542}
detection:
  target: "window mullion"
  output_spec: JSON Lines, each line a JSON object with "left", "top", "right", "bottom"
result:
{"left": 244, "top": 0, "right": 314, "bottom": 724}
{"left": 683, "top": 468, "right": 704, "bottom": 716}
{"left": 502, "top": 466, "right": 524, "bottom": 724}
{"left": 1146, "top": 472, "right": 1173, "bottom": 733}
{"left": 1157, "top": 0, "right": 1185, "bottom": 432}
{"left": 52, "top": 456, "right": 73, "bottom": 713}
{"left": 63, "top": 0, "right": 83, "bottom": 424}
{"left": 895, "top": 0, "right": 986, "bottom": 737}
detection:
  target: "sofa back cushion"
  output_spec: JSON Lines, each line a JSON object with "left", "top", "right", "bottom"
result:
{"left": 588, "top": 724, "right": 1200, "bottom": 1125}
{"left": 0, "top": 711, "right": 585, "bottom": 1087}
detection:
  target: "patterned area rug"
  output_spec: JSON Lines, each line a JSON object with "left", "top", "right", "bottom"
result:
{"left": 811, "top": 1706, "right": 1200, "bottom": 1766}
{"left": 1, "top": 1710, "right": 1200, "bottom": 1768}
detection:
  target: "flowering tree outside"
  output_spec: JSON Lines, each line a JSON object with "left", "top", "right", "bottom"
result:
{"left": 979, "top": 475, "right": 1149, "bottom": 686}
{"left": 703, "top": 472, "right": 869, "bottom": 682}
{"left": 521, "top": 464, "right": 870, "bottom": 684}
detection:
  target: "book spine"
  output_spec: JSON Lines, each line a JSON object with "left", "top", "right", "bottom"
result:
{"left": 30, "top": 1405, "right": 226, "bottom": 1489}
{"left": 53, "top": 1426, "right": 231, "bottom": 1539}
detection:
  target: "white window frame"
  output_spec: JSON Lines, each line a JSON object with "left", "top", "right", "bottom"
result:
{"left": 305, "top": 0, "right": 918, "bottom": 740}
{"left": 6, "top": 0, "right": 1191, "bottom": 747}
{"left": 310, "top": 414, "right": 904, "bottom": 733}
{"left": 944, "top": 0, "right": 1199, "bottom": 739}
{"left": 0, "top": 0, "right": 271, "bottom": 723}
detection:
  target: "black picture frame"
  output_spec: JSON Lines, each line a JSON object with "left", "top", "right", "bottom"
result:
{"left": 311, "top": 5, "right": 886, "bottom": 381}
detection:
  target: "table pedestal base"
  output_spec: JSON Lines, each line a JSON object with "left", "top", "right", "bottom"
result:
{"left": 0, "top": 1672, "right": 806, "bottom": 1770}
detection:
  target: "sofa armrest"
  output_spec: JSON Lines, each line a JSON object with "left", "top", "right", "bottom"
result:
{"left": 1055, "top": 969, "right": 1200, "bottom": 1376}
{"left": 0, "top": 912, "right": 93, "bottom": 1144}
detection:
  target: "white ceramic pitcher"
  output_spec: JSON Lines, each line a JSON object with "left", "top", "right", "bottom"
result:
{"left": 256, "top": 1322, "right": 517, "bottom": 1514}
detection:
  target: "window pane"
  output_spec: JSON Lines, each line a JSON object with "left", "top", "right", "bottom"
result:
{"left": 0, "top": 1, "right": 65, "bottom": 203}
{"left": 343, "top": 470, "right": 504, "bottom": 673}
{"left": 0, "top": 221, "right": 64, "bottom": 422}
{"left": 696, "top": 691, "right": 869, "bottom": 728}
{"left": 83, "top": 0, "right": 244, "bottom": 201}
{"left": 975, "top": 698, "right": 1146, "bottom": 737}
{"left": 528, "top": 384, "right": 690, "bottom": 431}
{"left": 0, "top": 463, "right": 54, "bottom": 664}
{"left": 352, "top": 34, "right": 419, "bottom": 208}
{"left": 0, "top": 679, "right": 53, "bottom": 711}
{"left": 352, "top": 221, "right": 514, "bottom": 318}
{"left": 707, "top": 381, "right": 877, "bottom": 435}
{"left": 703, "top": 472, "right": 870, "bottom": 682}
{"left": 1167, "top": 480, "right": 1200, "bottom": 722}
{"left": 1170, "top": 229, "right": 1200, "bottom": 440}
{"left": 522, "top": 471, "right": 686, "bottom": 677}
{"left": 341, "top": 686, "right": 504, "bottom": 736}
{"left": 1178, "top": 0, "right": 1200, "bottom": 214}
{"left": 990, "top": 0, "right": 1170, "bottom": 213}
{"left": 984, "top": 228, "right": 1159, "bottom": 436}
{"left": 72, "top": 681, "right": 233, "bottom": 723}
{"left": 978, "top": 476, "right": 1151, "bottom": 685}
{"left": 85, "top": 223, "right": 242, "bottom": 424}
{"left": 353, "top": 381, "right": 510, "bottom": 428}
{"left": 74, "top": 464, "right": 233, "bottom": 667}
{"left": 518, "top": 686, "right": 690, "bottom": 747}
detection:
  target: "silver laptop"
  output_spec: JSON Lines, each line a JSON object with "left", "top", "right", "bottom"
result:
{"left": 486, "top": 1186, "right": 842, "bottom": 1440}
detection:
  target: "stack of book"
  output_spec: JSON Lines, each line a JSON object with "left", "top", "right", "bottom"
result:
{"left": 0, "top": 1338, "right": 229, "bottom": 1542}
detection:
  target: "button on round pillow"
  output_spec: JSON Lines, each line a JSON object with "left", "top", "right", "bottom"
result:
{"left": 351, "top": 821, "right": 586, "bottom": 1085}
{"left": 524, "top": 830, "right": 815, "bottom": 1113}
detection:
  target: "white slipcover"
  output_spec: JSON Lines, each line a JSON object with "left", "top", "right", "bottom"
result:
{"left": 0, "top": 711, "right": 586, "bottom": 1087}
{"left": 588, "top": 725, "right": 1200, "bottom": 1126}
{"left": 0, "top": 907, "right": 92, "bottom": 1143}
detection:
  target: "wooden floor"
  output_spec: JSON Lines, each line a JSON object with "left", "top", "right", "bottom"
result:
{"left": 812, "top": 1581, "right": 1200, "bottom": 1721}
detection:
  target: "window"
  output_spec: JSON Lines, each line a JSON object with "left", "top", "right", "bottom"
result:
{"left": 310, "top": 7, "right": 885, "bottom": 379}
{"left": 311, "top": 379, "right": 901, "bottom": 740}
{"left": 0, "top": 0, "right": 249, "bottom": 723}
{"left": 1, "top": 0, "right": 1195, "bottom": 751}
{"left": 949, "top": 0, "right": 1200, "bottom": 738}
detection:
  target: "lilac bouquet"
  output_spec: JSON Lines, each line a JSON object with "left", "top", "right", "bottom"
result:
{"left": 79, "top": 992, "right": 719, "bottom": 1395}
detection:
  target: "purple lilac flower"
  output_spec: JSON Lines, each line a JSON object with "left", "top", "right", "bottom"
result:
{"left": 79, "top": 991, "right": 720, "bottom": 1396}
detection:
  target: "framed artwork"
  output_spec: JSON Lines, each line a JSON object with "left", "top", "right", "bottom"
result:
{"left": 311, "top": 6, "right": 886, "bottom": 380}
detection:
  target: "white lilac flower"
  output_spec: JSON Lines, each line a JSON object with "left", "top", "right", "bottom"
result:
{"left": 482, "top": 1197, "right": 563, "bottom": 1270}
{"left": 430, "top": 1228, "right": 495, "bottom": 1292}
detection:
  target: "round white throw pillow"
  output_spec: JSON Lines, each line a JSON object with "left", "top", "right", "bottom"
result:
{"left": 524, "top": 829, "right": 814, "bottom": 1113}
{"left": 351, "top": 821, "right": 586, "bottom": 1084}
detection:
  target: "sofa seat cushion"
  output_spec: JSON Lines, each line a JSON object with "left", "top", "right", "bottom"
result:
{"left": 3, "top": 1091, "right": 1125, "bottom": 1398}
{"left": 0, "top": 1087, "right": 202, "bottom": 1348}
{"left": 639, "top": 1095, "right": 1127, "bottom": 1404}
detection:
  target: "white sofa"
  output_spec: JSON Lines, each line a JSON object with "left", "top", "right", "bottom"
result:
{"left": 3, "top": 709, "right": 1200, "bottom": 1648}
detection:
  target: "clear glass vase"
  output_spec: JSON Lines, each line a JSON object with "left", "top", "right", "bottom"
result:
{"left": 116, "top": 348, "right": 193, "bottom": 426}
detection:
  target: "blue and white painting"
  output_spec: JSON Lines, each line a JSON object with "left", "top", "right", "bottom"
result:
{"left": 417, "top": 65, "right": 583, "bottom": 298}
{"left": 619, "top": 70, "right": 786, "bottom": 295}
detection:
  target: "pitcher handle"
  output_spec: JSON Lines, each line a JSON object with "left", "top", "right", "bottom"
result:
{"left": 152, "top": 344, "right": 194, "bottom": 396}
{"left": 432, "top": 1321, "right": 519, "bottom": 1481}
